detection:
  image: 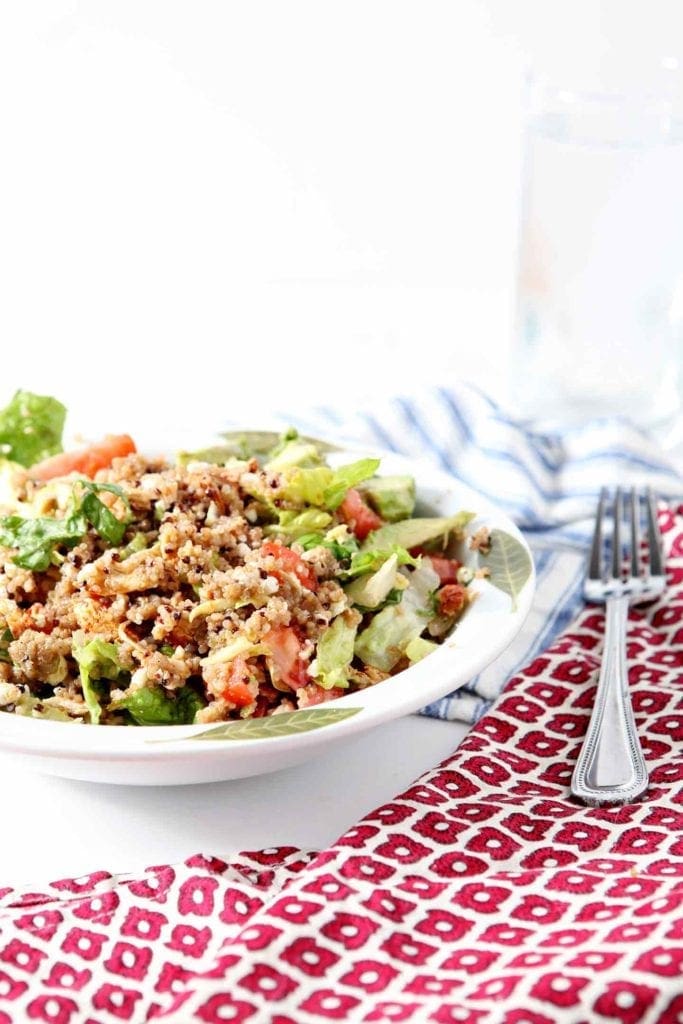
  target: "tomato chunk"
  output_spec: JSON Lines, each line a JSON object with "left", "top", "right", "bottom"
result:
{"left": 428, "top": 555, "right": 462, "bottom": 586}
{"left": 204, "top": 655, "right": 256, "bottom": 707}
{"left": 339, "top": 487, "right": 383, "bottom": 540}
{"left": 262, "top": 625, "right": 309, "bottom": 689}
{"left": 261, "top": 540, "right": 318, "bottom": 591}
{"left": 31, "top": 434, "right": 137, "bottom": 481}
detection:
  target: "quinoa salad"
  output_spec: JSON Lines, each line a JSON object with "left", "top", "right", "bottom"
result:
{"left": 0, "top": 391, "right": 484, "bottom": 727}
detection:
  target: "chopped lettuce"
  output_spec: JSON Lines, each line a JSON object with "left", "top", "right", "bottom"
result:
{"left": 354, "top": 560, "right": 441, "bottom": 671}
{"left": 405, "top": 636, "right": 439, "bottom": 663}
{"left": 0, "top": 390, "right": 66, "bottom": 468}
{"left": 0, "top": 512, "right": 85, "bottom": 571}
{"left": 322, "top": 459, "right": 381, "bottom": 509}
{"left": 0, "top": 627, "right": 12, "bottom": 664}
{"left": 202, "top": 635, "right": 266, "bottom": 666}
{"left": 360, "top": 475, "right": 416, "bottom": 522}
{"left": 344, "top": 553, "right": 400, "bottom": 610}
{"left": 361, "top": 512, "right": 475, "bottom": 553}
{"left": 265, "top": 440, "right": 323, "bottom": 471}
{"left": 76, "top": 481, "right": 131, "bottom": 545}
{"left": 115, "top": 684, "right": 205, "bottom": 725}
{"left": 279, "top": 458, "right": 380, "bottom": 511}
{"left": 120, "top": 531, "right": 148, "bottom": 559}
{"left": 72, "top": 638, "right": 125, "bottom": 725}
{"left": 343, "top": 545, "right": 418, "bottom": 579}
{"left": 0, "top": 480, "right": 131, "bottom": 570}
{"left": 312, "top": 614, "right": 357, "bottom": 690}
{"left": 264, "top": 508, "right": 333, "bottom": 541}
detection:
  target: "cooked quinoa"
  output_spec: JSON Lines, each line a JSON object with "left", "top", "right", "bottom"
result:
{"left": 0, "top": 405, "right": 476, "bottom": 726}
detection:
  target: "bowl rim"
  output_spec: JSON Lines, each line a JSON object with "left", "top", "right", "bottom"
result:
{"left": 0, "top": 442, "right": 536, "bottom": 761}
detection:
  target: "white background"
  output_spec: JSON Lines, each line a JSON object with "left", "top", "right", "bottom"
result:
{"left": 1, "top": 1, "right": 682, "bottom": 883}
{"left": 2, "top": 0, "right": 682, "bottom": 439}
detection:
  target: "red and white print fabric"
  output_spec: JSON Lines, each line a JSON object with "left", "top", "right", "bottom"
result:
{"left": 2, "top": 505, "right": 683, "bottom": 1023}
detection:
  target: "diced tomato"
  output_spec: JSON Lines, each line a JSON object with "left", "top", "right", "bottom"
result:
{"left": 428, "top": 555, "right": 462, "bottom": 586}
{"left": 31, "top": 434, "right": 137, "bottom": 481}
{"left": 339, "top": 487, "right": 383, "bottom": 540}
{"left": 261, "top": 539, "right": 318, "bottom": 591}
{"left": 206, "top": 656, "right": 255, "bottom": 707}
{"left": 437, "top": 583, "right": 467, "bottom": 617}
{"left": 262, "top": 625, "right": 310, "bottom": 689}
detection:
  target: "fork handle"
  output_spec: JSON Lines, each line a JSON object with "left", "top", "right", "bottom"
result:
{"left": 570, "top": 594, "right": 649, "bottom": 807}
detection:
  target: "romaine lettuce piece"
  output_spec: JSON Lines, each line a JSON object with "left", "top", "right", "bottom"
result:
{"left": 0, "top": 391, "right": 66, "bottom": 468}
{"left": 264, "top": 508, "right": 333, "bottom": 541}
{"left": 361, "top": 512, "right": 475, "bottom": 553}
{"left": 202, "top": 635, "right": 265, "bottom": 666}
{"left": 343, "top": 545, "right": 418, "bottom": 579}
{"left": 72, "top": 638, "right": 125, "bottom": 725}
{"left": 115, "top": 684, "right": 205, "bottom": 725}
{"left": 280, "top": 458, "right": 381, "bottom": 511}
{"left": 405, "top": 636, "right": 439, "bottom": 663}
{"left": 354, "top": 560, "right": 441, "bottom": 671}
{"left": 360, "top": 475, "right": 416, "bottom": 521}
{"left": 322, "top": 459, "right": 381, "bottom": 509}
{"left": 265, "top": 440, "right": 323, "bottom": 471}
{"left": 344, "top": 554, "right": 400, "bottom": 610}
{"left": 280, "top": 466, "right": 334, "bottom": 506}
{"left": 120, "top": 531, "right": 148, "bottom": 559}
{"left": 312, "top": 614, "right": 358, "bottom": 689}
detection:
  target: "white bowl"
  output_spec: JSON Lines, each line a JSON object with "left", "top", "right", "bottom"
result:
{"left": 0, "top": 446, "right": 535, "bottom": 785}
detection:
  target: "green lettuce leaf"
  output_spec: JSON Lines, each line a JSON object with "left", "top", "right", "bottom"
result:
{"left": 0, "top": 480, "right": 131, "bottom": 571}
{"left": 361, "top": 512, "right": 475, "bottom": 553}
{"left": 344, "top": 553, "right": 401, "bottom": 610}
{"left": 313, "top": 614, "right": 358, "bottom": 690}
{"left": 0, "top": 391, "right": 66, "bottom": 468}
{"left": 76, "top": 481, "right": 131, "bottom": 546}
{"left": 72, "top": 638, "right": 125, "bottom": 725}
{"left": 0, "top": 627, "right": 12, "bottom": 664}
{"left": 405, "top": 636, "right": 439, "bottom": 663}
{"left": 264, "top": 508, "right": 333, "bottom": 541}
{"left": 280, "top": 458, "right": 380, "bottom": 511}
{"left": 354, "top": 560, "right": 441, "bottom": 671}
{"left": 322, "top": 459, "right": 381, "bottom": 509}
{"left": 115, "top": 684, "right": 205, "bottom": 725}
{"left": 343, "top": 545, "right": 418, "bottom": 579}
{"left": 0, "top": 512, "right": 85, "bottom": 571}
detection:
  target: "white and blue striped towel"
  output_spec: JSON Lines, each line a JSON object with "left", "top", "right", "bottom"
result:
{"left": 267, "top": 383, "right": 683, "bottom": 724}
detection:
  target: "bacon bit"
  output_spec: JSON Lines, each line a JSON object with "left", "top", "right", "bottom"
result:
{"left": 437, "top": 583, "right": 468, "bottom": 617}
{"left": 469, "top": 526, "right": 492, "bottom": 554}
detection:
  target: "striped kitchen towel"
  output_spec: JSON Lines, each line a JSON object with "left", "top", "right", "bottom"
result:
{"left": 272, "top": 382, "right": 683, "bottom": 724}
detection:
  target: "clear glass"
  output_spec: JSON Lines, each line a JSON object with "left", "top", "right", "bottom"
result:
{"left": 515, "top": 60, "right": 683, "bottom": 442}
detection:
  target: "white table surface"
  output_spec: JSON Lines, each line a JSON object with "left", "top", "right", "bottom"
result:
{"left": 0, "top": 714, "right": 469, "bottom": 889}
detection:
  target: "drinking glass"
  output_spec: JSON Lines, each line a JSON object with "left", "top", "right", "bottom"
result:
{"left": 514, "top": 60, "right": 683, "bottom": 443}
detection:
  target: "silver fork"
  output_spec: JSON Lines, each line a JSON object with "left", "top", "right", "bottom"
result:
{"left": 570, "top": 487, "right": 666, "bottom": 807}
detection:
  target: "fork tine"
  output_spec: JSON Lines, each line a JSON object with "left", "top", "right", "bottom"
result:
{"left": 629, "top": 487, "right": 640, "bottom": 577}
{"left": 645, "top": 488, "right": 663, "bottom": 577}
{"left": 589, "top": 487, "right": 607, "bottom": 580}
{"left": 611, "top": 487, "right": 623, "bottom": 579}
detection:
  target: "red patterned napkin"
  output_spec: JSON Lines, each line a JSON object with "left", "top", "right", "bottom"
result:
{"left": 2, "top": 505, "right": 683, "bottom": 1024}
